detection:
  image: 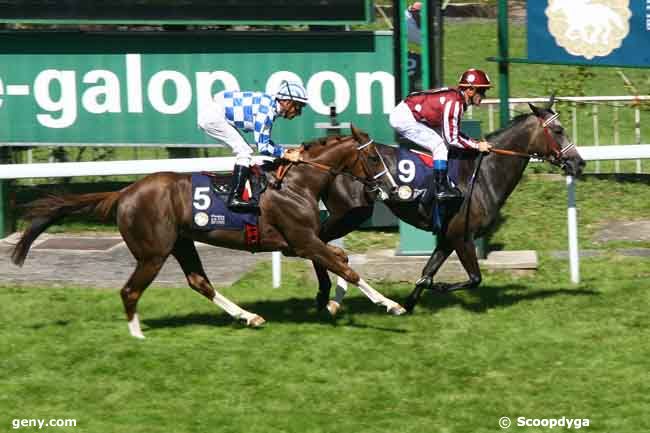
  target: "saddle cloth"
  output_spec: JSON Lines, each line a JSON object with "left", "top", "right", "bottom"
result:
{"left": 395, "top": 145, "right": 475, "bottom": 200}
{"left": 190, "top": 173, "right": 258, "bottom": 231}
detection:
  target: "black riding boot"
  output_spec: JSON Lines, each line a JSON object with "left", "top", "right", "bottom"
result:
{"left": 228, "top": 164, "right": 259, "bottom": 213}
{"left": 433, "top": 162, "right": 462, "bottom": 201}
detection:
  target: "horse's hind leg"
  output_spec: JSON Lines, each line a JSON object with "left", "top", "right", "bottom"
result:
{"left": 121, "top": 257, "right": 166, "bottom": 339}
{"left": 404, "top": 241, "right": 453, "bottom": 312}
{"left": 437, "top": 238, "right": 482, "bottom": 293}
{"left": 171, "top": 237, "right": 265, "bottom": 327}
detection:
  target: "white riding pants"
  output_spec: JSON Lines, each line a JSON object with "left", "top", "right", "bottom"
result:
{"left": 198, "top": 94, "right": 253, "bottom": 167}
{"left": 389, "top": 101, "right": 448, "bottom": 161}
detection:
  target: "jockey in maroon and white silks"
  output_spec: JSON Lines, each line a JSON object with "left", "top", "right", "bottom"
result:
{"left": 389, "top": 68, "right": 493, "bottom": 201}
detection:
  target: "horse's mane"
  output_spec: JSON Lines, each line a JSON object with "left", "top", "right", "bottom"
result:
{"left": 259, "top": 135, "right": 344, "bottom": 172}
{"left": 484, "top": 113, "right": 532, "bottom": 141}
{"left": 302, "top": 135, "right": 342, "bottom": 150}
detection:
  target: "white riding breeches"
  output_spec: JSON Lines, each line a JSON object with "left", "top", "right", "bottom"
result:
{"left": 389, "top": 101, "right": 448, "bottom": 161}
{"left": 198, "top": 97, "right": 253, "bottom": 167}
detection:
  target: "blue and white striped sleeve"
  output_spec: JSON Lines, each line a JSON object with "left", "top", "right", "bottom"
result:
{"left": 254, "top": 109, "right": 283, "bottom": 157}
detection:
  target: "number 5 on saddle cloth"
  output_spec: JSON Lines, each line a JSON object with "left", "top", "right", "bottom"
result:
{"left": 190, "top": 167, "right": 268, "bottom": 245}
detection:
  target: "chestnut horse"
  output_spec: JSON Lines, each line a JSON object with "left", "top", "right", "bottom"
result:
{"left": 314, "top": 99, "right": 586, "bottom": 312}
{"left": 11, "top": 126, "right": 405, "bottom": 339}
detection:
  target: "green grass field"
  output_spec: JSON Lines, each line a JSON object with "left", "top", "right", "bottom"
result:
{"left": 1, "top": 254, "right": 649, "bottom": 433}
{"left": 3, "top": 173, "right": 650, "bottom": 433}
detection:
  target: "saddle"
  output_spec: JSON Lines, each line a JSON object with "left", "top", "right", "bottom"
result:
{"left": 393, "top": 143, "right": 478, "bottom": 233}
{"left": 204, "top": 165, "right": 269, "bottom": 209}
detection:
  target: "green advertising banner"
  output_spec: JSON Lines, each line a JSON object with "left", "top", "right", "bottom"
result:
{"left": 0, "top": 31, "right": 395, "bottom": 146}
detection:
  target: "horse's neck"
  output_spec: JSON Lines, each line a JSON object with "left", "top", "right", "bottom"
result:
{"left": 479, "top": 124, "right": 534, "bottom": 209}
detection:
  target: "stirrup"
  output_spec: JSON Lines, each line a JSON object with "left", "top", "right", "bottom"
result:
{"left": 228, "top": 197, "right": 259, "bottom": 214}
{"left": 435, "top": 187, "right": 463, "bottom": 201}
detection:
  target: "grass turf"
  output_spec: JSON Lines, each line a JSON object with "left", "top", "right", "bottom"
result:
{"left": 1, "top": 253, "right": 649, "bottom": 433}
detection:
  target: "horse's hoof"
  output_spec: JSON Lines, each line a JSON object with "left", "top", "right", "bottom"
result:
{"left": 247, "top": 315, "right": 266, "bottom": 328}
{"left": 432, "top": 283, "right": 449, "bottom": 293}
{"left": 316, "top": 292, "right": 330, "bottom": 311}
{"left": 404, "top": 298, "right": 416, "bottom": 314}
{"left": 326, "top": 300, "right": 341, "bottom": 316}
{"left": 388, "top": 304, "right": 407, "bottom": 316}
{"left": 130, "top": 332, "right": 145, "bottom": 340}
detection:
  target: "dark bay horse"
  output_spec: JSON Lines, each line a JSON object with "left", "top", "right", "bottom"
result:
{"left": 314, "top": 99, "right": 586, "bottom": 313}
{"left": 10, "top": 126, "right": 406, "bottom": 339}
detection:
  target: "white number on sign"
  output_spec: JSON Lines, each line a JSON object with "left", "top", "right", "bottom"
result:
{"left": 193, "top": 187, "right": 211, "bottom": 210}
{"left": 398, "top": 160, "right": 416, "bottom": 183}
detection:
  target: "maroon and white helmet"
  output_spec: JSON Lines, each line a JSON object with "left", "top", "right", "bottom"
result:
{"left": 458, "top": 68, "right": 492, "bottom": 88}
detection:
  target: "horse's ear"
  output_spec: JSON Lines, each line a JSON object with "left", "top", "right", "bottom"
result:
{"left": 547, "top": 93, "right": 556, "bottom": 110}
{"left": 528, "top": 102, "right": 540, "bottom": 116}
{"left": 350, "top": 124, "right": 369, "bottom": 143}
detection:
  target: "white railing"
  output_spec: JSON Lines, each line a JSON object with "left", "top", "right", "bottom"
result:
{"left": 2, "top": 145, "right": 649, "bottom": 285}
{"left": 469, "top": 95, "right": 650, "bottom": 174}
{"left": 0, "top": 155, "right": 287, "bottom": 288}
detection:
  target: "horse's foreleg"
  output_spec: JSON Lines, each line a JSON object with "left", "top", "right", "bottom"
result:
{"left": 436, "top": 238, "right": 482, "bottom": 293}
{"left": 171, "top": 238, "right": 265, "bottom": 327}
{"left": 297, "top": 236, "right": 405, "bottom": 316}
{"left": 121, "top": 257, "right": 166, "bottom": 339}
{"left": 404, "top": 243, "right": 453, "bottom": 312}
{"left": 315, "top": 207, "right": 371, "bottom": 313}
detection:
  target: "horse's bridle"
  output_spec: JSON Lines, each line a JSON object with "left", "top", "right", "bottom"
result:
{"left": 354, "top": 139, "right": 397, "bottom": 200}
{"left": 490, "top": 112, "right": 576, "bottom": 170}
{"left": 295, "top": 138, "right": 397, "bottom": 200}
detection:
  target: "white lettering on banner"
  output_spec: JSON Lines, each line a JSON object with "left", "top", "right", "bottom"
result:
{"left": 34, "top": 69, "right": 77, "bottom": 128}
{"left": 646, "top": 0, "right": 650, "bottom": 30}
{"left": 307, "top": 71, "right": 350, "bottom": 114}
{"left": 82, "top": 70, "right": 122, "bottom": 113}
{"left": 3, "top": 54, "right": 395, "bottom": 129}
{"left": 147, "top": 70, "right": 192, "bottom": 114}
{"left": 355, "top": 71, "right": 395, "bottom": 114}
{"left": 126, "top": 53, "right": 143, "bottom": 113}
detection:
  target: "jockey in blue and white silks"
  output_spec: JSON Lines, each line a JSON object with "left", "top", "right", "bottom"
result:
{"left": 199, "top": 81, "right": 308, "bottom": 212}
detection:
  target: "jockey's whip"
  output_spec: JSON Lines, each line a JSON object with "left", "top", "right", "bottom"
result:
{"left": 463, "top": 152, "right": 485, "bottom": 243}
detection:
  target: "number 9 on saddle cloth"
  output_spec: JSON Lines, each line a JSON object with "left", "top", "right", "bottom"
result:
{"left": 394, "top": 145, "right": 476, "bottom": 233}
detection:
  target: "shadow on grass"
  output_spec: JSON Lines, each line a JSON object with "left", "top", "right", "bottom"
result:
{"left": 143, "top": 295, "right": 410, "bottom": 333}
{"left": 142, "top": 283, "right": 598, "bottom": 332}
{"left": 417, "top": 283, "right": 598, "bottom": 313}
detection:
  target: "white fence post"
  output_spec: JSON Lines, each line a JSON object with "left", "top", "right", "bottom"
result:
{"left": 567, "top": 175, "right": 580, "bottom": 284}
{"left": 272, "top": 251, "right": 282, "bottom": 288}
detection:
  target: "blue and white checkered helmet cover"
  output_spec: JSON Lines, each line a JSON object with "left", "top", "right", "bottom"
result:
{"left": 275, "top": 81, "right": 309, "bottom": 105}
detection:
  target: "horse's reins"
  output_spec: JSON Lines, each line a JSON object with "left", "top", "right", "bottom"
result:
{"left": 488, "top": 113, "right": 575, "bottom": 163}
{"left": 463, "top": 112, "right": 575, "bottom": 240}
{"left": 273, "top": 139, "right": 383, "bottom": 189}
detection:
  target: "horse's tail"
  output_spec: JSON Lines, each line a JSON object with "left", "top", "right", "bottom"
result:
{"left": 11, "top": 191, "right": 122, "bottom": 267}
